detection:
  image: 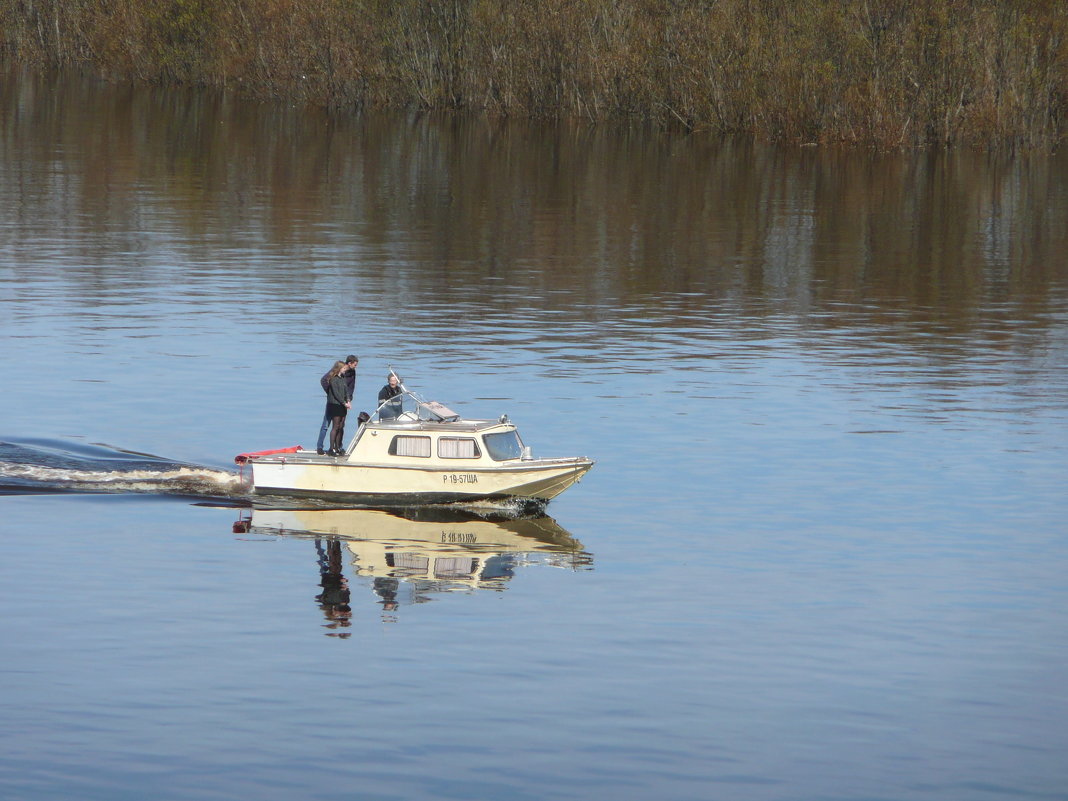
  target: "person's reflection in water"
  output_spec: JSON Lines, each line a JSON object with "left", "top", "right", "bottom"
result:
{"left": 373, "top": 577, "right": 400, "bottom": 623}
{"left": 315, "top": 539, "right": 352, "bottom": 637}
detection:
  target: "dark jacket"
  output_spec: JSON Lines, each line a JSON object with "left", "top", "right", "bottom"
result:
{"left": 378, "top": 383, "right": 403, "bottom": 418}
{"left": 321, "top": 369, "right": 355, "bottom": 399}
{"left": 327, "top": 374, "right": 351, "bottom": 409}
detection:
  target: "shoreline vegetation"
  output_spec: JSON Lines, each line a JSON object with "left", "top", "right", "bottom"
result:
{"left": 2, "top": 0, "right": 1066, "bottom": 149}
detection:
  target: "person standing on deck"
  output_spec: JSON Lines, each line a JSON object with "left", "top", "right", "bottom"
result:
{"left": 325, "top": 361, "right": 352, "bottom": 456}
{"left": 316, "top": 354, "right": 358, "bottom": 454}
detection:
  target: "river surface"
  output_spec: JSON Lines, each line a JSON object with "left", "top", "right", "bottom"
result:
{"left": 1, "top": 67, "right": 1067, "bottom": 801}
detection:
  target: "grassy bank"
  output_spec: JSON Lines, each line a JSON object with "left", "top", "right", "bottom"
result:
{"left": 3, "top": 0, "right": 1066, "bottom": 148}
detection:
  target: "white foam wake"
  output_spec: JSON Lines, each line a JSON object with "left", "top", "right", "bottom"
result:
{"left": 0, "top": 460, "right": 246, "bottom": 496}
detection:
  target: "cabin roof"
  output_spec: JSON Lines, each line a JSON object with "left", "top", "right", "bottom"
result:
{"left": 366, "top": 418, "right": 507, "bottom": 434}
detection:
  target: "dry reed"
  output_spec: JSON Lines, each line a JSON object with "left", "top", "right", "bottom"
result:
{"left": 2, "top": 0, "right": 1065, "bottom": 148}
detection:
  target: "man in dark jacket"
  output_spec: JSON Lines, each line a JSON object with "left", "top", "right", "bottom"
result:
{"left": 377, "top": 372, "right": 403, "bottom": 420}
{"left": 316, "top": 354, "right": 358, "bottom": 454}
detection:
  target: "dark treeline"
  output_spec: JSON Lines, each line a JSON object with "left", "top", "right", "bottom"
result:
{"left": 2, "top": 0, "right": 1067, "bottom": 149}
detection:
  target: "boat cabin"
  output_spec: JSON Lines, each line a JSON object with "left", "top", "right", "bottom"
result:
{"left": 347, "top": 388, "right": 532, "bottom": 467}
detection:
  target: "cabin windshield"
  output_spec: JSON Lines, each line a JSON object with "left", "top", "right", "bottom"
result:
{"left": 375, "top": 390, "right": 415, "bottom": 421}
{"left": 374, "top": 390, "right": 460, "bottom": 423}
{"left": 483, "top": 430, "right": 523, "bottom": 461}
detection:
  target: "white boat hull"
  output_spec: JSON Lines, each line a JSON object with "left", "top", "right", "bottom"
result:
{"left": 249, "top": 455, "right": 593, "bottom": 505}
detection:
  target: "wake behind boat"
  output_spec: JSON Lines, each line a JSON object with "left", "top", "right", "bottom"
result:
{"left": 236, "top": 370, "right": 594, "bottom": 508}
{"left": 0, "top": 438, "right": 243, "bottom": 498}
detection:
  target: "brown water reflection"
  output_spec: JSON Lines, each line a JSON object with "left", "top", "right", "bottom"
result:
{"left": 3, "top": 68, "right": 1068, "bottom": 801}
{"left": 3, "top": 66, "right": 1066, "bottom": 340}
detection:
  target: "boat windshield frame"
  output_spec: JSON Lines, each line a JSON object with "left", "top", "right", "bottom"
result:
{"left": 482, "top": 429, "right": 525, "bottom": 461}
{"left": 372, "top": 386, "right": 460, "bottom": 424}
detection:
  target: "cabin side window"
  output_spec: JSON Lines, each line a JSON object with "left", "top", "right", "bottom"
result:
{"left": 482, "top": 430, "right": 523, "bottom": 461}
{"left": 434, "top": 556, "right": 478, "bottom": 578}
{"left": 438, "top": 437, "right": 481, "bottom": 459}
{"left": 387, "top": 553, "right": 429, "bottom": 575}
{"left": 388, "top": 435, "right": 431, "bottom": 457}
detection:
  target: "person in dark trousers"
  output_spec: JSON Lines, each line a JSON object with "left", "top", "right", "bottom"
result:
{"left": 316, "top": 354, "right": 358, "bottom": 454}
{"left": 325, "top": 361, "right": 352, "bottom": 456}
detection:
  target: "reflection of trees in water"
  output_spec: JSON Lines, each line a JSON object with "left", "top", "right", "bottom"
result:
{"left": 4, "top": 69, "right": 1066, "bottom": 348}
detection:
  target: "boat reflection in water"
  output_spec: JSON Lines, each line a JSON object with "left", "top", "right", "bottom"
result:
{"left": 233, "top": 507, "right": 591, "bottom": 628}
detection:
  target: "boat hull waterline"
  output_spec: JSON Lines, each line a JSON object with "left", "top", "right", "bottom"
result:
{"left": 247, "top": 455, "right": 593, "bottom": 506}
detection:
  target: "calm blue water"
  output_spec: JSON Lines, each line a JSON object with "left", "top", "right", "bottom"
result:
{"left": 1, "top": 69, "right": 1067, "bottom": 800}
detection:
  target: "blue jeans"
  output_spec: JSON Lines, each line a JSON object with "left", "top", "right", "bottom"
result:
{"left": 316, "top": 407, "right": 331, "bottom": 452}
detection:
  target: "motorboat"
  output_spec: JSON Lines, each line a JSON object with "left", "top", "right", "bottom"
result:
{"left": 235, "top": 370, "right": 594, "bottom": 508}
